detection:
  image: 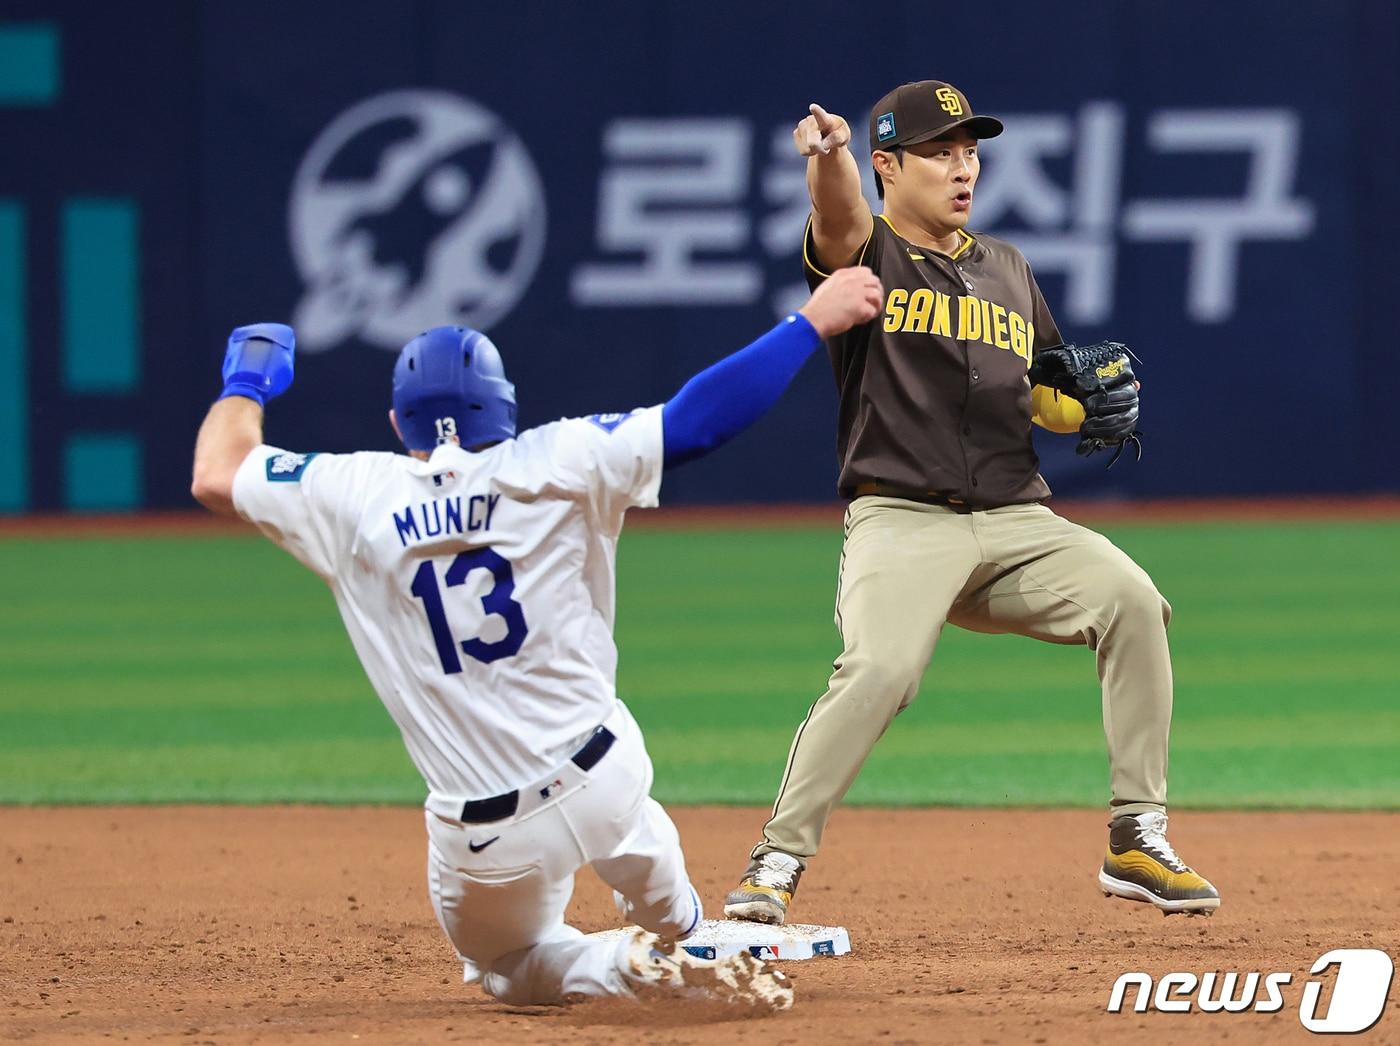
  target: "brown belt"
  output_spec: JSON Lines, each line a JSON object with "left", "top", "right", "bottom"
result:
{"left": 851, "top": 482, "right": 975, "bottom": 513}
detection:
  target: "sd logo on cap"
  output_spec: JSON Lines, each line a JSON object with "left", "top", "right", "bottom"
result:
{"left": 867, "top": 80, "right": 1003, "bottom": 151}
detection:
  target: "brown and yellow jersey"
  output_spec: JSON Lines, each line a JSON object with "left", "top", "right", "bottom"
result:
{"left": 804, "top": 214, "right": 1063, "bottom": 507}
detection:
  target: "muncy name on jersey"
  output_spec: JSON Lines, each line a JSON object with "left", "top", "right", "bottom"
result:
{"left": 393, "top": 493, "right": 502, "bottom": 547}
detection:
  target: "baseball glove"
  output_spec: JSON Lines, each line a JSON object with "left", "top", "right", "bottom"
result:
{"left": 1028, "top": 341, "right": 1142, "bottom": 466}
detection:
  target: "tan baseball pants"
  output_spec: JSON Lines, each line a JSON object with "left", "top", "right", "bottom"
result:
{"left": 754, "top": 496, "right": 1173, "bottom": 864}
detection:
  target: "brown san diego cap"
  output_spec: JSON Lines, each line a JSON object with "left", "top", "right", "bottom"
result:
{"left": 869, "top": 80, "right": 1004, "bottom": 151}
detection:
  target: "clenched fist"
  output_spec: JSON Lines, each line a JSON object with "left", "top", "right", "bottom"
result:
{"left": 794, "top": 103, "right": 852, "bottom": 157}
{"left": 799, "top": 266, "right": 883, "bottom": 337}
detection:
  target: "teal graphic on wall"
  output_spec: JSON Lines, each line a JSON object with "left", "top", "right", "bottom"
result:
{"left": 1, "top": 22, "right": 144, "bottom": 512}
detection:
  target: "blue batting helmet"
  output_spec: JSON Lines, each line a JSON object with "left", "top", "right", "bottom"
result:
{"left": 392, "top": 326, "right": 516, "bottom": 452}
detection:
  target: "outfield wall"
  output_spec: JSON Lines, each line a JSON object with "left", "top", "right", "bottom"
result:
{"left": 2, "top": 1, "right": 1397, "bottom": 512}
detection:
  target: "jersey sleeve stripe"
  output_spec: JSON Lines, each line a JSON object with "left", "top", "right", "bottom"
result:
{"left": 802, "top": 212, "right": 876, "bottom": 279}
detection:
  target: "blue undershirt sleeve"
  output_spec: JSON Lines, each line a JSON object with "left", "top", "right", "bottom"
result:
{"left": 661, "top": 313, "right": 822, "bottom": 468}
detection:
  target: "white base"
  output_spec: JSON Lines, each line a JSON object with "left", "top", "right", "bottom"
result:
{"left": 589, "top": 919, "right": 852, "bottom": 962}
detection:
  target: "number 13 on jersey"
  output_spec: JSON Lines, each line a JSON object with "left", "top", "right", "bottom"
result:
{"left": 410, "top": 549, "right": 529, "bottom": 672}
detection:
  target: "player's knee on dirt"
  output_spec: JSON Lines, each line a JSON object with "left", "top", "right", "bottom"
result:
{"left": 478, "top": 952, "right": 535, "bottom": 1006}
{"left": 480, "top": 967, "right": 563, "bottom": 1007}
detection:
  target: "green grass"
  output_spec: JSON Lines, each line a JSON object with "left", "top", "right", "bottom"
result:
{"left": 2, "top": 521, "right": 1398, "bottom": 807}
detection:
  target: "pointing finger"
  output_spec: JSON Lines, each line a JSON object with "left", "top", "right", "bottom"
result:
{"left": 810, "top": 103, "right": 833, "bottom": 130}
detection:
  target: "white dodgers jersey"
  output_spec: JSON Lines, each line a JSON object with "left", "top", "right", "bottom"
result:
{"left": 231, "top": 407, "right": 664, "bottom": 813}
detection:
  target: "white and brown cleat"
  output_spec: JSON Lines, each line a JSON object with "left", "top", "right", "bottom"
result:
{"left": 723, "top": 852, "right": 803, "bottom": 925}
{"left": 1099, "top": 811, "right": 1220, "bottom": 917}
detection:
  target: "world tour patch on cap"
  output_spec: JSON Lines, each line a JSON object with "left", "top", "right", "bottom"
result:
{"left": 875, "top": 112, "right": 897, "bottom": 142}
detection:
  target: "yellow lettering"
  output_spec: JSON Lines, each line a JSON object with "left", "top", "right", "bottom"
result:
{"left": 980, "top": 298, "right": 992, "bottom": 346}
{"left": 1027, "top": 322, "right": 1035, "bottom": 354}
{"left": 991, "top": 304, "right": 1009, "bottom": 350}
{"left": 905, "top": 289, "right": 934, "bottom": 333}
{"left": 1009, "top": 312, "right": 1028, "bottom": 360}
{"left": 958, "top": 296, "right": 982, "bottom": 341}
{"left": 931, "top": 292, "right": 952, "bottom": 337}
{"left": 883, "top": 288, "right": 908, "bottom": 332}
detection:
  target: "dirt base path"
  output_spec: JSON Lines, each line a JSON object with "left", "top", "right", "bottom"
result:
{"left": 2, "top": 807, "right": 1396, "bottom": 1044}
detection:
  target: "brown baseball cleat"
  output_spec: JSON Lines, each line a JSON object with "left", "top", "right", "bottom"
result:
{"left": 723, "top": 852, "right": 803, "bottom": 925}
{"left": 1098, "top": 811, "right": 1220, "bottom": 916}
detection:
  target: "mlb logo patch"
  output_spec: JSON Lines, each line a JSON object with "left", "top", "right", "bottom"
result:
{"left": 265, "top": 451, "right": 319, "bottom": 482}
{"left": 586, "top": 411, "right": 636, "bottom": 433}
{"left": 876, "top": 112, "right": 897, "bottom": 142}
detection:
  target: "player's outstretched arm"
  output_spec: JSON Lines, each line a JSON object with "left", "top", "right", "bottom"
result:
{"left": 796, "top": 104, "right": 873, "bottom": 272}
{"left": 190, "top": 323, "right": 296, "bottom": 516}
{"left": 661, "top": 267, "right": 881, "bottom": 467}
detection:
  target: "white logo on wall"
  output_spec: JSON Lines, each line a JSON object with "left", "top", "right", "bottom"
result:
{"left": 289, "top": 89, "right": 547, "bottom": 352}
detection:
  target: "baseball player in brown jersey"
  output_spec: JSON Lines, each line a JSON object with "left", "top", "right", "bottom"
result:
{"left": 723, "top": 80, "right": 1220, "bottom": 923}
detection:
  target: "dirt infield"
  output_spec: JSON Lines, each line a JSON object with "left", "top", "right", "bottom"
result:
{"left": 2, "top": 807, "right": 1395, "bottom": 1044}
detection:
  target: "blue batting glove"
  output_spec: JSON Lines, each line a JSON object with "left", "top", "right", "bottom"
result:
{"left": 219, "top": 323, "right": 295, "bottom": 406}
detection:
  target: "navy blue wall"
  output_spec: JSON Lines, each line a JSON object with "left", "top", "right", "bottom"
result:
{"left": 2, "top": 0, "right": 1396, "bottom": 510}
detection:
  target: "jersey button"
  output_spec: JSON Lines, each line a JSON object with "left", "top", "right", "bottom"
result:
{"left": 971, "top": 477, "right": 979, "bottom": 487}
{"left": 971, "top": 369, "right": 980, "bottom": 381}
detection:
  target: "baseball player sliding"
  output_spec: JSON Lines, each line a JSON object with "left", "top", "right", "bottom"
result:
{"left": 724, "top": 81, "right": 1219, "bottom": 926}
{"left": 190, "top": 267, "right": 882, "bottom": 1010}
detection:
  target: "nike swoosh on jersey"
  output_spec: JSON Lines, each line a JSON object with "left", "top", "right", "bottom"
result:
{"left": 468, "top": 836, "right": 500, "bottom": 853}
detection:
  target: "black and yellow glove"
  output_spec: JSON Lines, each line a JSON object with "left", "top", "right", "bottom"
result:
{"left": 1028, "top": 341, "right": 1142, "bottom": 466}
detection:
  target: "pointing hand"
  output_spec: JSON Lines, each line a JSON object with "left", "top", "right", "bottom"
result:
{"left": 794, "top": 103, "right": 852, "bottom": 157}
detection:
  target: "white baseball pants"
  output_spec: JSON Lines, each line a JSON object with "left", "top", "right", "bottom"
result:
{"left": 424, "top": 703, "right": 700, "bottom": 1005}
